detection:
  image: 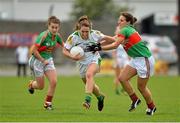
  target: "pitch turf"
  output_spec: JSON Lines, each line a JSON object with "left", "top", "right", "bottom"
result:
{"left": 0, "top": 75, "right": 180, "bottom": 122}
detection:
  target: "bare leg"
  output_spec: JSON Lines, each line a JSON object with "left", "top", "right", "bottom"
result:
{"left": 43, "top": 69, "right": 57, "bottom": 109}
{"left": 137, "top": 77, "right": 155, "bottom": 105}
{"left": 118, "top": 65, "right": 137, "bottom": 96}
{"left": 28, "top": 75, "right": 45, "bottom": 95}
{"left": 45, "top": 70, "right": 57, "bottom": 96}
{"left": 85, "top": 63, "right": 99, "bottom": 94}
{"left": 82, "top": 63, "right": 105, "bottom": 111}
{"left": 118, "top": 65, "right": 142, "bottom": 111}
{"left": 31, "top": 76, "right": 45, "bottom": 90}
{"left": 82, "top": 78, "right": 101, "bottom": 97}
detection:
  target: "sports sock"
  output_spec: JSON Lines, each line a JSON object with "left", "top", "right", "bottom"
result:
{"left": 115, "top": 88, "right": 120, "bottom": 95}
{"left": 45, "top": 95, "right": 53, "bottom": 105}
{"left": 147, "top": 101, "right": 155, "bottom": 109}
{"left": 97, "top": 95, "right": 104, "bottom": 101}
{"left": 130, "top": 93, "right": 139, "bottom": 102}
{"left": 85, "top": 93, "right": 92, "bottom": 103}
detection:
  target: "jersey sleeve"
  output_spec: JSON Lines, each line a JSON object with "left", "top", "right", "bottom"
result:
{"left": 91, "top": 30, "right": 105, "bottom": 42}
{"left": 57, "top": 33, "right": 64, "bottom": 46}
{"left": 35, "top": 31, "right": 47, "bottom": 47}
{"left": 64, "top": 34, "right": 75, "bottom": 50}
{"left": 117, "top": 27, "right": 128, "bottom": 39}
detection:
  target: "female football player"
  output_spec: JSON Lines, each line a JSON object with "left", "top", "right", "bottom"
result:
{"left": 63, "top": 15, "right": 113, "bottom": 111}
{"left": 88, "top": 12, "right": 157, "bottom": 115}
{"left": 28, "top": 16, "right": 64, "bottom": 110}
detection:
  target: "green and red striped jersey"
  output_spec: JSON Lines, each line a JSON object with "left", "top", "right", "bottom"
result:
{"left": 34, "top": 31, "right": 63, "bottom": 59}
{"left": 117, "top": 25, "right": 151, "bottom": 58}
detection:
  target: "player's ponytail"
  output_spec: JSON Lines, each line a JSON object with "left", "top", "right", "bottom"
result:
{"left": 121, "top": 12, "right": 137, "bottom": 25}
{"left": 133, "top": 17, "right": 137, "bottom": 24}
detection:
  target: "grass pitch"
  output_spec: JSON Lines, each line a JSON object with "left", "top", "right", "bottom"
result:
{"left": 0, "top": 75, "right": 180, "bottom": 122}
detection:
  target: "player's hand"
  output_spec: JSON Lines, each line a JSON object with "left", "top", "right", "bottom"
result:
{"left": 84, "top": 45, "right": 94, "bottom": 52}
{"left": 42, "top": 60, "right": 49, "bottom": 65}
{"left": 93, "top": 42, "right": 102, "bottom": 51}
{"left": 85, "top": 43, "right": 102, "bottom": 52}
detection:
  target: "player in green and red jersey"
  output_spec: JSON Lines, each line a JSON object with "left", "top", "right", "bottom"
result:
{"left": 88, "top": 12, "right": 156, "bottom": 115}
{"left": 28, "top": 16, "right": 64, "bottom": 110}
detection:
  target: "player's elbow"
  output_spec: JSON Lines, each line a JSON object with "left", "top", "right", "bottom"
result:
{"left": 62, "top": 48, "right": 69, "bottom": 57}
{"left": 62, "top": 48, "right": 67, "bottom": 55}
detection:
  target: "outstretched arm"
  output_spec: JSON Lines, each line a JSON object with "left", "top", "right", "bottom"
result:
{"left": 99, "top": 35, "right": 116, "bottom": 46}
{"left": 90, "top": 36, "right": 124, "bottom": 51}
{"left": 101, "top": 36, "right": 124, "bottom": 50}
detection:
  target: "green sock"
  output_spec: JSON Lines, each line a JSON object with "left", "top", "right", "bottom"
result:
{"left": 115, "top": 88, "right": 120, "bottom": 95}
{"left": 85, "top": 93, "right": 92, "bottom": 103}
{"left": 97, "top": 95, "right": 104, "bottom": 101}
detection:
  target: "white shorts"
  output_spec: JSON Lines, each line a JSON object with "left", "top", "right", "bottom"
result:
{"left": 29, "top": 56, "right": 55, "bottom": 77}
{"left": 78, "top": 57, "right": 101, "bottom": 78}
{"left": 128, "top": 56, "right": 155, "bottom": 78}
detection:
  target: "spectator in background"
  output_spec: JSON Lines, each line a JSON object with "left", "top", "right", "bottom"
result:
{"left": 15, "top": 45, "right": 29, "bottom": 77}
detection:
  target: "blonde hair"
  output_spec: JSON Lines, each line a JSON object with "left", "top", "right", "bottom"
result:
{"left": 74, "top": 15, "right": 91, "bottom": 31}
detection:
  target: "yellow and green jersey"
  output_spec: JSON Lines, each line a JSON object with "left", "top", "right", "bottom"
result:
{"left": 65, "top": 30, "right": 104, "bottom": 65}
{"left": 117, "top": 25, "right": 151, "bottom": 58}
{"left": 34, "top": 31, "right": 63, "bottom": 59}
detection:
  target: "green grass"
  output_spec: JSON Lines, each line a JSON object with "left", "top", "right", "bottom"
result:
{"left": 0, "top": 75, "right": 180, "bottom": 122}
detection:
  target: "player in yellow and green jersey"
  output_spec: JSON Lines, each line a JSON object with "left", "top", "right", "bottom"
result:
{"left": 63, "top": 15, "right": 114, "bottom": 111}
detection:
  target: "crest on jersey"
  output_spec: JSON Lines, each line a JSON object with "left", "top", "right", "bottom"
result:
{"left": 95, "top": 31, "right": 101, "bottom": 35}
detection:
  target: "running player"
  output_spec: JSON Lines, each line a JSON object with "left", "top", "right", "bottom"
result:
{"left": 63, "top": 15, "right": 113, "bottom": 111}
{"left": 28, "top": 16, "right": 64, "bottom": 110}
{"left": 88, "top": 12, "right": 157, "bottom": 115}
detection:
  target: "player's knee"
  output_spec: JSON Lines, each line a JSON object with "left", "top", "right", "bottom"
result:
{"left": 118, "top": 75, "right": 126, "bottom": 83}
{"left": 36, "top": 78, "right": 45, "bottom": 90}
{"left": 137, "top": 85, "right": 146, "bottom": 93}
{"left": 86, "top": 72, "right": 93, "bottom": 80}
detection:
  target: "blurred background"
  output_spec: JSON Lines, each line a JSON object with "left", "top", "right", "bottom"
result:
{"left": 0, "top": 0, "right": 179, "bottom": 76}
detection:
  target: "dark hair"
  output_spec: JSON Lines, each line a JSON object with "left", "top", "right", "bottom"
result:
{"left": 74, "top": 15, "right": 91, "bottom": 30}
{"left": 121, "top": 12, "right": 137, "bottom": 25}
{"left": 47, "top": 16, "right": 60, "bottom": 26}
